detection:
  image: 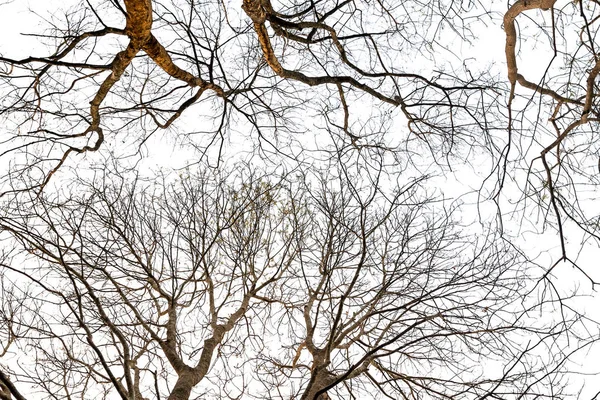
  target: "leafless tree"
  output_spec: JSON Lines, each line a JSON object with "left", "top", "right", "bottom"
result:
{"left": 0, "top": 0, "right": 597, "bottom": 255}
{"left": 0, "top": 0, "right": 496, "bottom": 192}
{"left": 0, "top": 158, "right": 591, "bottom": 399}
{"left": 498, "top": 0, "right": 600, "bottom": 268}
{"left": 0, "top": 0, "right": 599, "bottom": 399}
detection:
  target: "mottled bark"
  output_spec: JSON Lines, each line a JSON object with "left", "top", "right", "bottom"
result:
{"left": 504, "top": 0, "right": 555, "bottom": 85}
{"left": 123, "top": 0, "right": 153, "bottom": 44}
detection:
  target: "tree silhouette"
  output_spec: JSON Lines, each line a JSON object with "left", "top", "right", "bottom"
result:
{"left": 0, "top": 0, "right": 599, "bottom": 399}
{"left": 0, "top": 160, "right": 586, "bottom": 399}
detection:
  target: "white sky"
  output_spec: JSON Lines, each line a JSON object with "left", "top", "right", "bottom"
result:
{"left": 0, "top": 0, "right": 599, "bottom": 398}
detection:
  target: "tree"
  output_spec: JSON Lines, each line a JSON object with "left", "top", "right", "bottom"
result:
{"left": 501, "top": 0, "right": 600, "bottom": 268}
{"left": 0, "top": 0, "right": 494, "bottom": 191}
{"left": 0, "top": 0, "right": 599, "bottom": 399}
{"left": 1, "top": 0, "right": 599, "bottom": 258}
{"left": 0, "top": 160, "right": 585, "bottom": 399}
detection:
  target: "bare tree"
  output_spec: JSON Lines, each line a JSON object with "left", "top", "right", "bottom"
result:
{"left": 499, "top": 0, "right": 600, "bottom": 266}
{"left": 0, "top": 164, "right": 303, "bottom": 399}
{"left": 0, "top": 158, "right": 590, "bottom": 399}
{"left": 0, "top": 0, "right": 494, "bottom": 193}
{"left": 0, "top": 0, "right": 599, "bottom": 399}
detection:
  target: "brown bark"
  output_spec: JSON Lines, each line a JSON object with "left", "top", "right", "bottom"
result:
{"left": 123, "top": 0, "right": 153, "bottom": 45}
{"left": 241, "top": 0, "right": 401, "bottom": 106}
{"left": 300, "top": 366, "right": 335, "bottom": 400}
{"left": 504, "top": 0, "right": 556, "bottom": 85}
{"left": 0, "top": 371, "right": 27, "bottom": 400}
{"left": 166, "top": 330, "right": 224, "bottom": 400}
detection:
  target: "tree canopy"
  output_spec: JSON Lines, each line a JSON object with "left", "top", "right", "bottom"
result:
{"left": 0, "top": 0, "right": 600, "bottom": 399}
